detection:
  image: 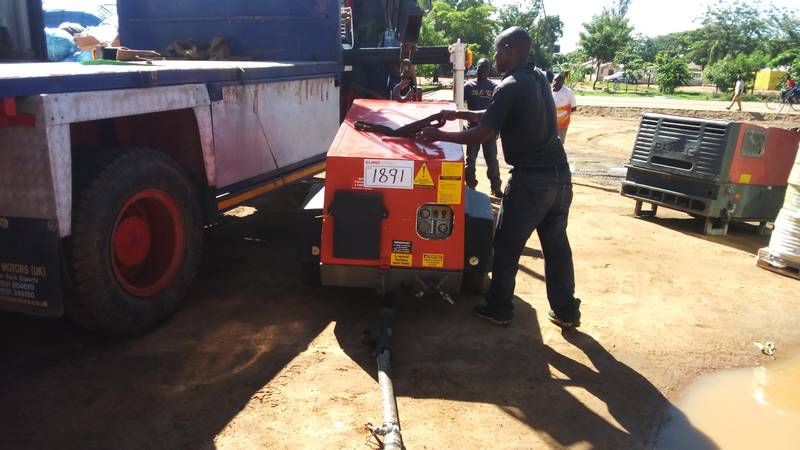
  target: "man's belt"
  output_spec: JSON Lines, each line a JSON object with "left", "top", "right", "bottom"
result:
{"left": 512, "top": 163, "right": 570, "bottom": 176}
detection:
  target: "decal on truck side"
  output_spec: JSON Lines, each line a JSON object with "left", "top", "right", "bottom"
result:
{"left": 0, "top": 218, "right": 64, "bottom": 317}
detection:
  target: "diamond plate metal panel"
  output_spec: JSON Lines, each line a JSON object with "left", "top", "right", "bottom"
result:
{"left": 42, "top": 84, "right": 211, "bottom": 126}
{"left": 45, "top": 124, "right": 72, "bottom": 237}
{"left": 0, "top": 97, "right": 58, "bottom": 225}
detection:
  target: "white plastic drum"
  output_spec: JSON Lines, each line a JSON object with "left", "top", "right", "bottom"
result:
{"left": 768, "top": 144, "right": 800, "bottom": 263}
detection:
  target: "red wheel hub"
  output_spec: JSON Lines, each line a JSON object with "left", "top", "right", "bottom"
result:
{"left": 113, "top": 216, "right": 151, "bottom": 267}
{"left": 111, "top": 189, "right": 185, "bottom": 297}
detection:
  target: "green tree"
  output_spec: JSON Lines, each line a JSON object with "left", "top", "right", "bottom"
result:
{"left": 417, "top": 11, "right": 450, "bottom": 78}
{"left": 703, "top": 52, "right": 767, "bottom": 91}
{"left": 629, "top": 33, "right": 657, "bottom": 63}
{"left": 770, "top": 48, "right": 800, "bottom": 77}
{"left": 579, "top": 10, "right": 633, "bottom": 89}
{"left": 651, "top": 31, "right": 693, "bottom": 60}
{"left": 614, "top": 45, "right": 644, "bottom": 91}
{"left": 419, "top": 14, "right": 448, "bottom": 47}
{"left": 495, "top": 1, "right": 540, "bottom": 31}
{"left": 704, "top": 53, "right": 766, "bottom": 92}
{"left": 611, "top": 0, "right": 632, "bottom": 18}
{"left": 738, "top": 52, "right": 769, "bottom": 92}
{"left": 686, "top": 3, "right": 767, "bottom": 66}
{"left": 530, "top": 15, "right": 564, "bottom": 68}
{"left": 423, "top": 0, "right": 496, "bottom": 57}
{"left": 655, "top": 50, "right": 691, "bottom": 94}
{"left": 438, "top": 0, "right": 488, "bottom": 7}
{"left": 555, "top": 49, "right": 594, "bottom": 87}
{"left": 648, "top": 4, "right": 798, "bottom": 69}
{"left": 762, "top": 9, "right": 800, "bottom": 60}
{"left": 703, "top": 57, "right": 740, "bottom": 92}
{"left": 495, "top": 1, "right": 563, "bottom": 69}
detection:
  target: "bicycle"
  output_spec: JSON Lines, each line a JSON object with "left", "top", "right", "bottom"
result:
{"left": 765, "top": 89, "right": 800, "bottom": 111}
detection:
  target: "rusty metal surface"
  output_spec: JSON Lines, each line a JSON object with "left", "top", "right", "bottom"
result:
{"left": 212, "top": 78, "right": 339, "bottom": 188}
{"left": 193, "top": 106, "right": 216, "bottom": 186}
{"left": 0, "top": 97, "right": 59, "bottom": 228}
{"left": 42, "top": 84, "right": 211, "bottom": 126}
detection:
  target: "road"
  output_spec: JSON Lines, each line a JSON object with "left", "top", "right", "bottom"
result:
{"left": 1, "top": 116, "right": 798, "bottom": 449}
{"left": 575, "top": 94, "right": 799, "bottom": 115}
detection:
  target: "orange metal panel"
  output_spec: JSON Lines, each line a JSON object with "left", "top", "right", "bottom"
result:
{"left": 321, "top": 99, "right": 466, "bottom": 271}
{"left": 728, "top": 125, "right": 800, "bottom": 186}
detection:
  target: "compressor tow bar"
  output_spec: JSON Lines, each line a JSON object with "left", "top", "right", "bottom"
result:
{"left": 365, "top": 304, "right": 403, "bottom": 450}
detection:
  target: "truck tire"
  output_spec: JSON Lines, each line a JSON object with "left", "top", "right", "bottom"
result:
{"left": 68, "top": 147, "right": 203, "bottom": 335}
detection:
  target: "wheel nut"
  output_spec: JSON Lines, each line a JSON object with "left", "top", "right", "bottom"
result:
{"left": 468, "top": 256, "right": 479, "bottom": 266}
{"left": 311, "top": 245, "right": 320, "bottom": 256}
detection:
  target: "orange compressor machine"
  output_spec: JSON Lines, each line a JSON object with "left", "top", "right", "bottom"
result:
{"left": 300, "top": 99, "right": 494, "bottom": 298}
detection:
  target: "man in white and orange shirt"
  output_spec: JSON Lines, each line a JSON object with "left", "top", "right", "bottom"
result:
{"left": 552, "top": 72, "right": 577, "bottom": 144}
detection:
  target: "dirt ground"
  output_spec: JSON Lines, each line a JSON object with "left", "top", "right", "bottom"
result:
{"left": 2, "top": 116, "right": 799, "bottom": 450}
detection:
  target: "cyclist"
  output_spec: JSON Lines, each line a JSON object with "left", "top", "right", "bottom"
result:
{"left": 782, "top": 74, "right": 799, "bottom": 103}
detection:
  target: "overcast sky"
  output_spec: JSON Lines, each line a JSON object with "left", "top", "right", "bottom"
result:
{"left": 492, "top": 0, "right": 798, "bottom": 52}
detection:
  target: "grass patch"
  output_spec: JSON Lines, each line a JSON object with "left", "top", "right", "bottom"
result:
{"left": 571, "top": 82, "right": 769, "bottom": 102}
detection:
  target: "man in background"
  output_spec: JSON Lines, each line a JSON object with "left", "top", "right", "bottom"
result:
{"left": 464, "top": 58, "right": 502, "bottom": 197}
{"left": 552, "top": 72, "right": 577, "bottom": 144}
{"left": 726, "top": 76, "right": 745, "bottom": 111}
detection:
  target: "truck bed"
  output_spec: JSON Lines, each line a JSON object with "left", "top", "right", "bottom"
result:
{"left": 0, "top": 60, "right": 339, "bottom": 97}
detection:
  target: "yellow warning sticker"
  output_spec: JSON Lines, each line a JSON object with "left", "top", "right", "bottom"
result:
{"left": 437, "top": 162, "right": 463, "bottom": 204}
{"left": 739, "top": 173, "right": 752, "bottom": 184}
{"left": 437, "top": 176, "right": 462, "bottom": 204}
{"left": 391, "top": 253, "right": 413, "bottom": 267}
{"left": 422, "top": 253, "right": 444, "bottom": 268}
{"left": 441, "top": 161, "right": 463, "bottom": 178}
{"left": 414, "top": 163, "right": 435, "bottom": 188}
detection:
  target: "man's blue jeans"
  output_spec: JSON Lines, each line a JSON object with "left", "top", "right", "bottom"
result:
{"left": 465, "top": 136, "right": 501, "bottom": 191}
{"left": 486, "top": 169, "right": 578, "bottom": 321}
{"left": 464, "top": 125, "right": 501, "bottom": 191}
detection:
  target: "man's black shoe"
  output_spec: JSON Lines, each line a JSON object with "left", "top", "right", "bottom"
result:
{"left": 473, "top": 305, "right": 512, "bottom": 327}
{"left": 548, "top": 298, "right": 581, "bottom": 328}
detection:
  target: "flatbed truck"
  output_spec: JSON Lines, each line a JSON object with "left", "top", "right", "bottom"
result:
{"left": 0, "top": 0, "right": 446, "bottom": 334}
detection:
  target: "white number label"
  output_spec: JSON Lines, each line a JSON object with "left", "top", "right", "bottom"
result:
{"left": 363, "top": 159, "right": 414, "bottom": 189}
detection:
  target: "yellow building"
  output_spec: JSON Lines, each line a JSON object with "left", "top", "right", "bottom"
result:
{"left": 754, "top": 69, "right": 787, "bottom": 91}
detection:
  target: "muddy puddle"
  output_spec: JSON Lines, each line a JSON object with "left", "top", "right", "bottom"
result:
{"left": 656, "top": 355, "right": 800, "bottom": 450}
